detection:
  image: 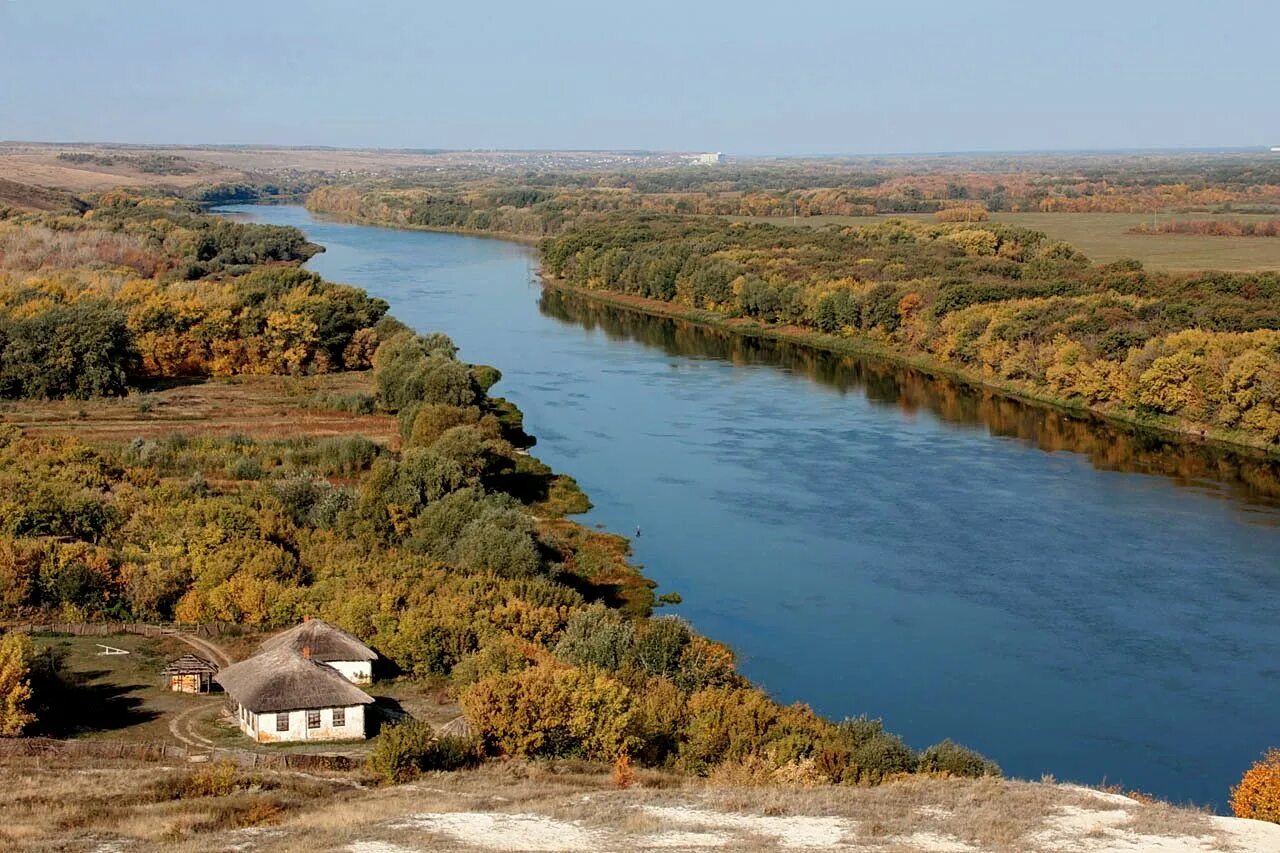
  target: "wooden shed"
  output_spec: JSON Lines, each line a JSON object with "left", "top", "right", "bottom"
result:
{"left": 162, "top": 654, "right": 219, "bottom": 693}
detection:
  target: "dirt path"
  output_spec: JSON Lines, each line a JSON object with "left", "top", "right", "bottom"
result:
{"left": 173, "top": 632, "right": 232, "bottom": 668}
{"left": 166, "top": 701, "right": 219, "bottom": 749}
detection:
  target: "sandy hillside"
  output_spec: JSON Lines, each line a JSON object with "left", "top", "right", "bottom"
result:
{"left": 8, "top": 755, "right": 1279, "bottom": 853}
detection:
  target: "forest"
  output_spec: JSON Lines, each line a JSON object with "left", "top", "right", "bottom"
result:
{"left": 0, "top": 193, "right": 384, "bottom": 398}
{"left": 0, "top": 197, "right": 998, "bottom": 786}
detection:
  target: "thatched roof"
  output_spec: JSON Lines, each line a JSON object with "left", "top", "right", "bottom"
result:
{"left": 259, "top": 619, "right": 377, "bottom": 663}
{"left": 162, "top": 654, "right": 219, "bottom": 676}
{"left": 214, "top": 647, "right": 375, "bottom": 713}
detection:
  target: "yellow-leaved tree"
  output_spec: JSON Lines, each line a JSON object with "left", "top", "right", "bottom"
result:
{"left": 1231, "top": 750, "right": 1280, "bottom": 823}
{"left": 0, "top": 631, "right": 36, "bottom": 736}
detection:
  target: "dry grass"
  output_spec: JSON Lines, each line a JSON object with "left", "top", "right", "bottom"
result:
{"left": 0, "top": 373, "right": 398, "bottom": 446}
{"left": 2, "top": 754, "right": 1272, "bottom": 852}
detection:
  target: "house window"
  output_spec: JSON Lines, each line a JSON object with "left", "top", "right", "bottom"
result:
{"left": 307, "top": 710, "right": 321, "bottom": 729}
{"left": 332, "top": 707, "right": 346, "bottom": 727}
{"left": 276, "top": 712, "right": 289, "bottom": 732}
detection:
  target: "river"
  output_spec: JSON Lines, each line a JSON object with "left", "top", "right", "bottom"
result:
{"left": 221, "top": 204, "right": 1280, "bottom": 809}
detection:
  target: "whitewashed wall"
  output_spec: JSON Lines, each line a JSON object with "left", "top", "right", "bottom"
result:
{"left": 323, "top": 659, "right": 372, "bottom": 685}
{"left": 233, "top": 702, "right": 366, "bottom": 742}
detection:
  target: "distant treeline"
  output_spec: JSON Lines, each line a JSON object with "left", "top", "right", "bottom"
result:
{"left": 308, "top": 153, "right": 1280, "bottom": 226}
{"left": 56, "top": 152, "right": 195, "bottom": 176}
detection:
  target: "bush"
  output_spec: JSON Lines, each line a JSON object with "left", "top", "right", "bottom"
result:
{"left": 225, "top": 457, "right": 264, "bottom": 480}
{"left": 369, "top": 719, "right": 429, "bottom": 783}
{"left": 828, "top": 717, "right": 918, "bottom": 784}
{"left": 555, "top": 605, "right": 635, "bottom": 670}
{"left": 916, "top": 739, "right": 1001, "bottom": 778}
{"left": 1231, "top": 749, "right": 1280, "bottom": 823}
{"left": 154, "top": 760, "right": 240, "bottom": 799}
{"left": 368, "top": 720, "right": 480, "bottom": 783}
{"left": 406, "top": 404, "right": 482, "bottom": 448}
{"left": 462, "top": 664, "right": 634, "bottom": 761}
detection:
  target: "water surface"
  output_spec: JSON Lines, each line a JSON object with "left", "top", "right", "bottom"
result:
{"left": 222, "top": 204, "right": 1280, "bottom": 808}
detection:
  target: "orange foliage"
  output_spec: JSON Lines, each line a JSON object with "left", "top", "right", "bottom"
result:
{"left": 1231, "top": 750, "right": 1280, "bottom": 823}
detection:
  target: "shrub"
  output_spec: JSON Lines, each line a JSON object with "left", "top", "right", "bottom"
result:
{"left": 462, "top": 664, "right": 634, "bottom": 761}
{"left": 917, "top": 739, "right": 1001, "bottom": 778}
{"left": 368, "top": 719, "right": 481, "bottom": 783}
{"left": 406, "top": 404, "right": 482, "bottom": 448}
{"left": 225, "top": 457, "right": 264, "bottom": 480}
{"left": 1231, "top": 749, "right": 1280, "bottom": 823}
{"left": 555, "top": 605, "right": 635, "bottom": 670}
{"left": 826, "top": 717, "right": 918, "bottom": 784}
{"left": 678, "top": 687, "right": 780, "bottom": 773}
{"left": 154, "top": 760, "right": 240, "bottom": 799}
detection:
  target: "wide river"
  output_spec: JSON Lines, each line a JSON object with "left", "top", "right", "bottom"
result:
{"left": 223, "top": 204, "right": 1280, "bottom": 808}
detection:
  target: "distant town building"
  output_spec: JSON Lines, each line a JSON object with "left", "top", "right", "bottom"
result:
{"left": 686, "top": 152, "right": 724, "bottom": 166}
{"left": 162, "top": 654, "right": 219, "bottom": 693}
{"left": 258, "top": 618, "right": 378, "bottom": 684}
{"left": 215, "top": 646, "right": 374, "bottom": 743}
{"left": 1272, "top": 147, "right": 1280, "bottom": 153}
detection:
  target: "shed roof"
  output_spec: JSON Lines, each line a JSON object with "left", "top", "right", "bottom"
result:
{"left": 259, "top": 619, "right": 377, "bottom": 663}
{"left": 162, "top": 654, "right": 219, "bottom": 676}
{"left": 214, "top": 647, "right": 375, "bottom": 713}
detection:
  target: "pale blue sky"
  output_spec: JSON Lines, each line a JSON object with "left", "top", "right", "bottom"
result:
{"left": 1, "top": 0, "right": 1275, "bottom": 154}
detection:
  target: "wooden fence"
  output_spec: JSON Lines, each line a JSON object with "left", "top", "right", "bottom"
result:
{"left": 4, "top": 621, "right": 241, "bottom": 640}
{"left": 0, "top": 736, "right": 360, "bottom": 772}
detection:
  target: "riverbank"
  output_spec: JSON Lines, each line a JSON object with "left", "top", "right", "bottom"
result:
{"left": 539, "top": 274, "right": 1280, "bottom": 460}
{"left": 301, "top": 199, "right": 545, "bottom": 246}
{"left": 302, "top": 190, "right": 1277, "bottom": 458}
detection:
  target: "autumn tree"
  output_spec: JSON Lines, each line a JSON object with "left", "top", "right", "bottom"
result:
{"left": 0, "top": 632, "right": 36, "bottom": 736}
{"left": 1231, "top": 750, "right": 1280, "bottom": 823}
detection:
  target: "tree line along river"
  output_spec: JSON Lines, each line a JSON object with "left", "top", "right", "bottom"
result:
{"left": 221, "top": 204, "right": 1280, "bottom": 809}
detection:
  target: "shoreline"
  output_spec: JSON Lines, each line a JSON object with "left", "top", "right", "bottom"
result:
{"left": 538, "top": 276, "right": 1280, "bottom": 461}
{"left": 298, "top": 203, "right": 545, "bottom": 246}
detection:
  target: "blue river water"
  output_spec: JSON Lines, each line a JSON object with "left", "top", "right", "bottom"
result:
{"left": 221, "top": 204, "right": 1280, "bottom": 808}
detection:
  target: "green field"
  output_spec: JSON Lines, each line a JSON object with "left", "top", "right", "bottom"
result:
{"left": 729, "top": 212, "right": 1280, "bottom": 273}
{"left": 27, "top": 632, "right": 202, "bottom": 741}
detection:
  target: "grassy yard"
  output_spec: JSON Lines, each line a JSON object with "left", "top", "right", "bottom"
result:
{"left": 27, "top": 632, "right": 208, "bottom": 742}
{"left": 24, "top": 632, "right": 453, "bottom": 754}
{"left": 729, "top": 211, "right": 1280, "bottom": 272}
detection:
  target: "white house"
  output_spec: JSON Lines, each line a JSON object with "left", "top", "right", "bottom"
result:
{"left": 258, "top": 618, "right": 378, "bottom": 685}
{"left": 214, "top": 646, "right": 374, "bottom": 743}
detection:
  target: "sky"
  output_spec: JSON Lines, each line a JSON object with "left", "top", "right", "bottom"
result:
{"left": 0, "top": 0, "right": 1276, "bottom": 155}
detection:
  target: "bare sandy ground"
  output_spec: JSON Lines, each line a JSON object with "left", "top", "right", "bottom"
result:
{"left": 242, "top": 775, "right": 1280, "bottom": 853}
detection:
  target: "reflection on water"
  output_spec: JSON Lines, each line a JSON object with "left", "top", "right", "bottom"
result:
{"left": 539, "top": 289, "right": 1280, "bottom": 514}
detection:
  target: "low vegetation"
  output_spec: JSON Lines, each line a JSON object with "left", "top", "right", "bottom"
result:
{"left": 1131, "top": 218, "right": 1280, "bottom": 237}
